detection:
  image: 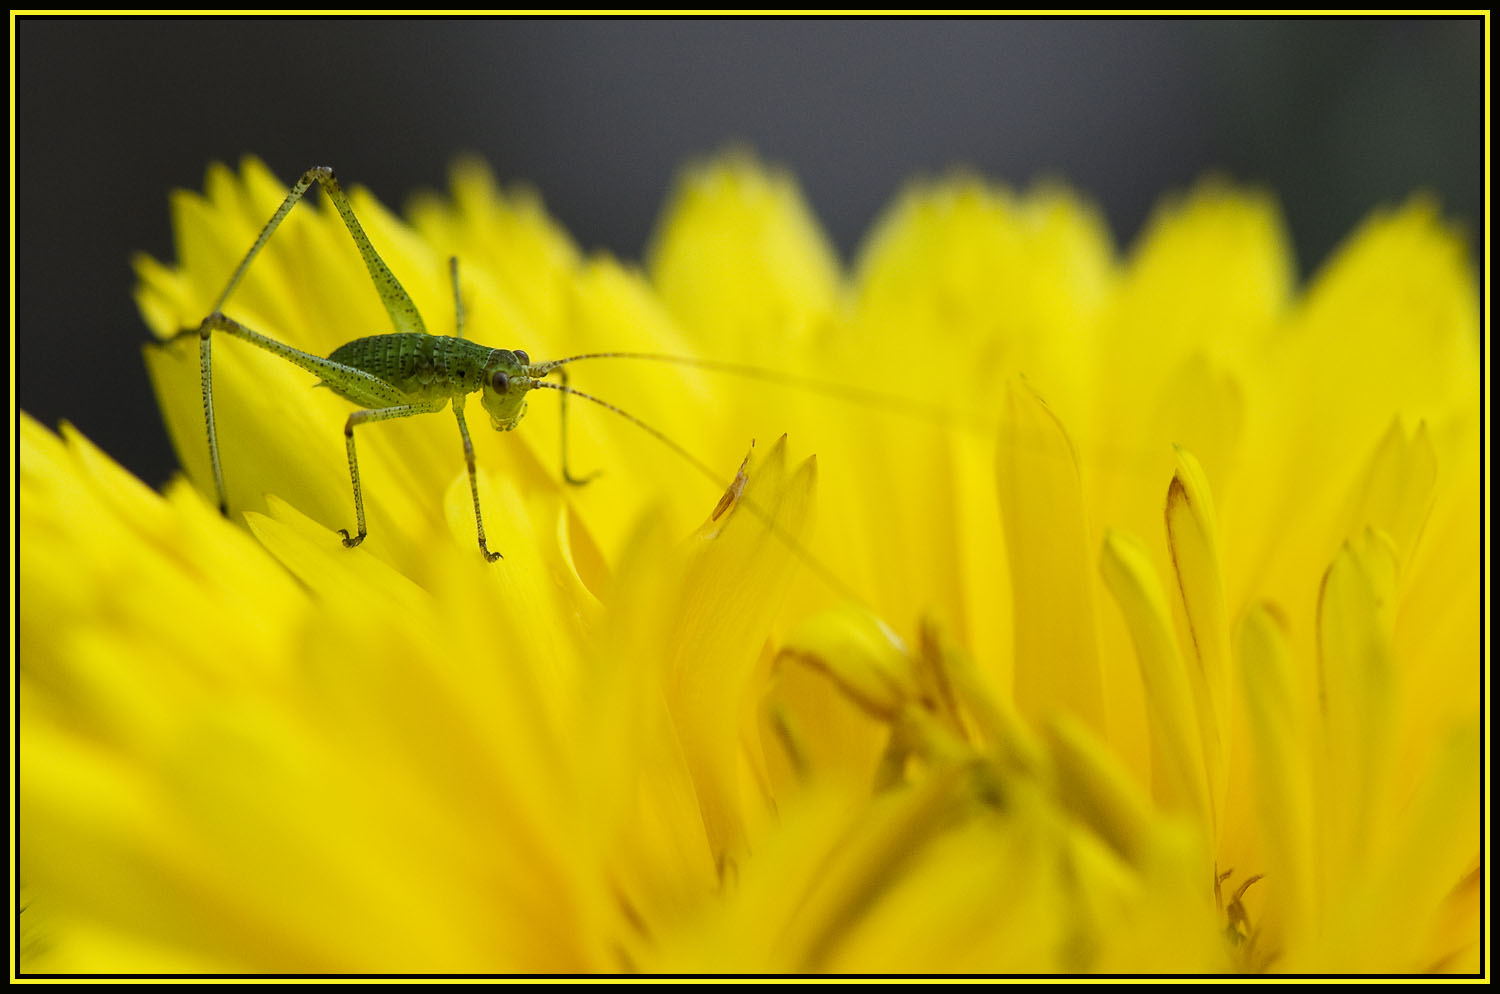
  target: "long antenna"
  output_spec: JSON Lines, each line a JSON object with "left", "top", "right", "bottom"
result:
{"left": 531, "top": 349, "right": 1163, "bottom": 478}
{"left": 529, "top": 379, "right": 862, "bottom": 603}
{"left": 531, "top": 351, "right": 994, "bottom": 435}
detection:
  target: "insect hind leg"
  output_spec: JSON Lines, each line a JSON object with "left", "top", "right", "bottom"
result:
{"left": 165, "top": 311, "right": 308, "bottom": 517}
{"left": 212, "top": 166, "right": 428, "bottom": 338}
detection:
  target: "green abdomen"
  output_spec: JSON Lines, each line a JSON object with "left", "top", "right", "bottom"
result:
{"left": 326, "top": 334, "right": 491, "bottom": 402}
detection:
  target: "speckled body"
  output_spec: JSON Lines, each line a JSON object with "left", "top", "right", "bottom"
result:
{"left": 326, "top": 334, "right": 494, "bottom": 403}
{"left": 320, "top": 333, "right": 534, "bottom": 430}
{"left": 177, "top": 165, "right": 545, "bottom": 559}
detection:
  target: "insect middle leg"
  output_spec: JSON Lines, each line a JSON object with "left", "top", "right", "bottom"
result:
{"left": 450, "top": 398, "right": 502, "bottom": 561}
{"left": 339, "top": 400, "right": 447, "bottom": 550}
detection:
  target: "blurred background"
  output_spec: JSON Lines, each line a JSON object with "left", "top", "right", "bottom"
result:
{"left": 15, "top": 17, "right": 1484, "bottom": 490}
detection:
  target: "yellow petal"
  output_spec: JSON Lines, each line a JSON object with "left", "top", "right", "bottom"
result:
{"left": 996, "top": 380, "right": 1104, "bottom": 735}
{"left": 778, "top": 604, "right": 915, "bottom": 722}
{"left": 1237, "top": 602, "right": 1317, "bottom": 956}
{"left": 1099, "top": 528, "right": 1211, "bottom": 828}
{"left": 1164, "top": 445, "right": 1231, "bottom": 830}
{"left": 1336, "top": 417, "right": 1438, "bottom": 569}
{"left": 1044, "top": 715, "right": 1154, "bottom": 866}
{"left": 1113, "top": 179, "right": 1292, "bottom": 365}
{"left": 850, "top": 175, "right": 1114, "bottom": 422}
{"left": 648, "top": 150, "right": 841, "bottom": 363}
{"left": 410, "top": 157, "right": 582, "bottom": 341}
{"left": 1315, "top": 534, "right": 1398, "bottom": 899}
{"left": 670, "top": 439, "right": 817, "bottom": 865}
{"left": 1295, "top": 197, "right": 1478, "bottom": 430}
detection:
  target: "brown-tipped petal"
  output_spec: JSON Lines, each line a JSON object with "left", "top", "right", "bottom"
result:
{"left": 1164, "top": 446, "right": 1231, "bottom": 832}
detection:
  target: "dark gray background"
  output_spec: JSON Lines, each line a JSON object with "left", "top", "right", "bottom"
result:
{"left": 15, "top": 17, "right": 1484, "bottom": 490}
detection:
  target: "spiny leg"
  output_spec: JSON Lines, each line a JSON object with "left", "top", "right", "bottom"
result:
{"left": 195, "top": 321, "right": 227, "bottom": 514}
{"left": 448, "top": 259, "right": 500, "bottom": 560}
{"left": 212, "top": 166, "right": 427, "bottom": 336}
{"left": 554, "top": 366, "right": 601, "bottom": 486}
{"left": 452, "top": 398, "right": 501, "bottom": 561}
{"left": 338, "top": 402, "right": 444, "bottom": 549}
{"left": 171, "top": 311, "right": 413, "bottom": 517}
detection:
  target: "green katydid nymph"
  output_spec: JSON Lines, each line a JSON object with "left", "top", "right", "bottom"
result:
{"left": 166, "top": 166, "right": 809, "bottom": 562}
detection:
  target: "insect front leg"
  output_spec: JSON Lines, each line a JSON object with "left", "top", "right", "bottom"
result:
{"left": 452, "top": 398, "right": 501, "bottom": 562}
{"left": 339, "top": 401, "right": 444, "bottom": 550}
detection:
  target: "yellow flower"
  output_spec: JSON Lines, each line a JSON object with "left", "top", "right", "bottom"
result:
{"left": 19, "top": 155, "right": 1478, "bottom": 973}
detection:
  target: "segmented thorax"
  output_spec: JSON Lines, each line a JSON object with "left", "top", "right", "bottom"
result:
{"left": 327, "top": 334, "right": 492, "bottom": 402}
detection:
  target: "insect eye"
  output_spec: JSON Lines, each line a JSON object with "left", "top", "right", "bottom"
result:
{"left": 514, "top": 349, "right": 529, "bottom": 365}
{"left": 490, "top": 370, "right": 510, "bottom": 393}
